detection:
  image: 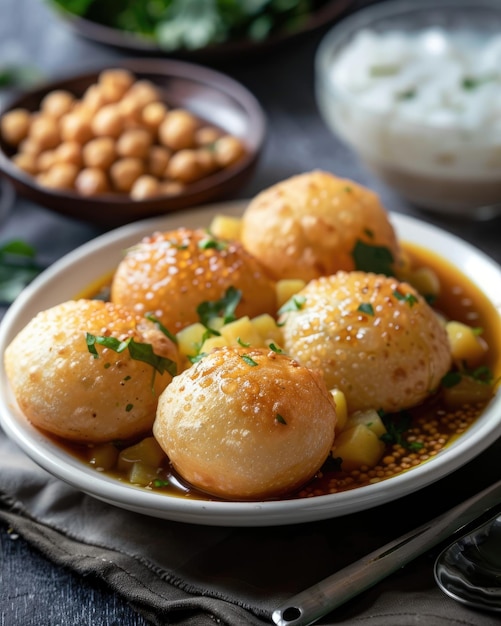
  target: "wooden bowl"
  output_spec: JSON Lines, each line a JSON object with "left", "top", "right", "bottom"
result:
{"left": 0, "top": 59, "right": 266, "bottom": 228}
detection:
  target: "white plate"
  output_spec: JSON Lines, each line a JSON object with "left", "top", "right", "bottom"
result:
{"left": 1, "top": 202, "right": 500, "bottom": 527}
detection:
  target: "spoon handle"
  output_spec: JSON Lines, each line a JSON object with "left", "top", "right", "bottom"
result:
{"left": 272, "top": 479, "right": 501, "bottom": 626}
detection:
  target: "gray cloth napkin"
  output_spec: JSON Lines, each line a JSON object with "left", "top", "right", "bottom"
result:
{"left": 1, "top": 428, "right": 501, "bottom": 626}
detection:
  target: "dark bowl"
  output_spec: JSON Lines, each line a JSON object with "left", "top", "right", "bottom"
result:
{"left": 51, "top": 1, "right": 355, "bottom": 61}
{"left": 0, "top": 58, "right": 266, "bottom": 228}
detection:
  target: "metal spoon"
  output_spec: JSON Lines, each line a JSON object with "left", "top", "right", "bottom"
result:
{"left": 434, "top": 512, "right": 501, "bottom": 613}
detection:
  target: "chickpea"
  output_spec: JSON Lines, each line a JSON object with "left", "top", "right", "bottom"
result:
{"left": 195, "top": 125, "right": 221, "bottom": 147}
{"left": 37, "top": 149, "right": 58, "bottom": 172}
{"left": 75, "top": 167, "right": 109, "bottom": 196}
{"left": 160, "top": 180, "right": 185, "bottom": 196}
{"left": 158, "top": 109, "right": 198, "bottom": 151}
{"left": 116, "top": 128, "right": 153, "bottom": 159}
{"left": 146, "top": 145, "right": 171, "bottom": 178}
{"left": 109, "top": 157, "right": 144, "bottom": 192}
{"left": 165, "top": 149, "right": 204, "bottom": 183}
{"left": 40, "top": 90, "right": 75, "bottom": 119}
{"left": 141, "top": 101, "right": 168, "bottom": 131}
{"left": 126, "top": 80, "right": 160, "bottom": 107}
{"left": 18, "top": 138, "right": 41, "bottom": 156}
{"left": 81, "top": 84, "right": 108, "bottom": 114}
{"left": 130, "top": 175, "right": 162, "bottom": 200}
{"left": 195, "top": 148, "right": 218, "bottom": 176}
{"left": 43, "top": 162, "right": 79, "bottom": 190}
{"left": 54, "top": 141, "right": 83, "bottom": 168}
{"left": 98, "top": 68, "right": 135, "bottom": 102}
{"left": 82, "top": 137, "right": 116, "bottom": 169}
{"left": 0, "top": 108, "right": 31, "bottom": 146}
{"left": 12, "top": 152, "right": 38, "bottom": 175}
{"left": 60, "top": 112, "right": 93, "bottom": 144}
{"left": 213, "top": 135, "right": 246, "bottom": 167}
{"left": 118, "top": 96, "right": 143, "bottom": 126}
{"left": 91, "top": 104, "right": 124, "bottom": 138}
{"left": 28, "top": 115, "right": 60, "bottom": 150}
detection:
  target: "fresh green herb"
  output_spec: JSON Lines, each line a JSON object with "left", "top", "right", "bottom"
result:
{"left": 237, "top": 337, "right": 251, "bottom": 347}
{"left": 462, "top": 75, "right": 495, "bottom": 90}
{"left": 275, "top": 413, "right": 287, "bottom": 425}
{"left": 86, "top": 333, "right": 177, "bottom": 378}
{"left": 51, "top": 0, "right": 324, "bottom": 51}
{"left": 393, "top": 290, "right": 418, "bottom": 307}
{"left": 396, "top": 88, "right": 416, "bottom": 100}
{"left": 0, "top": 240, "right": 44, "bottom": 304}
{"left": 351, "top": 240, "right": 394, "bottom": 276}
{"left": 145, "top": 313, "right": 178, "bottom": 343}
{"left": 278, "top": 294, "right": 306, "bottom": 315}
{"left": 380, "top": 410, "right": 423, "bottom": 451}
{"left": 241, "top": 354, "right": 258, "bottom": 366}
{"left": 441, "top": 370, "right": 462, "bottom": 388}
{"left": 198, "top": 235, "right": 227, "bottom": 251}
{"left": 357, "top": 302, "right": 374, "bottom": 316}
{"left": 268, "top": 343, "right": 283, "bottom": 353}
{"left": 197, "top": 286, "right": 242, "bottom": 327}
{"left": 153, "top": 478, "right": 170, "bottom": 488}
{"left": 125, "top": 403, "right": 134, "bottom": 412}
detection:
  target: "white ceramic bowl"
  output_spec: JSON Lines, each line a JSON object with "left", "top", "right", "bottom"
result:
{"left": 0, "top": 200, "right": 500, "bottom": 526}
{"left": 315, "top": 0, "right": 501, "bottom": 218}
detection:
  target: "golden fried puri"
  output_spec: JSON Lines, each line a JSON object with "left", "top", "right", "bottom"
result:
{"left": 280, "top": 272, "right": 452, "bottom": 413}
{"left": 110, "top": 227, "right": 277, "bottom": 332}
{"left": 4, "top": 299, "right": 180, "bottom": 443}
{"left": 240, "top": 170, "right": 400, "bottom": 281}
{"left": 153, "top": 346, "right": 337, "bottom": 500}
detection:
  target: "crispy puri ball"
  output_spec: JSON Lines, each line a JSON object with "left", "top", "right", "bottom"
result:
{"left": 4, "top": 299, "right": 180, "bottom": 443}
{"left": 153, "top": 346, "right": 336, "bottom": 500}
{"left": 280, "top": 271, "right": 452, "bottom": 413}
{"left": 110, "top": 227, "right": 277, "bottom": 332}
{"left": 241, "top": 170, "right": 400, "bottom": 281}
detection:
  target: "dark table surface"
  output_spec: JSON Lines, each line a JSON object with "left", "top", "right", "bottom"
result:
{"left": 1, "top": 1, "right": 501, "bottom": 625}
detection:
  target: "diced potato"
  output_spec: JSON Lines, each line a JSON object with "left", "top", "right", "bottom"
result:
{"left": 209, "top": 214, "right": 242, "bottom": 241}
{"left": 347, "top": 409, "right": 387, "bottom": 438}
{"left": 251, "top": 313, "right": 283, "bottom": 345}
{"left": 332, "top": 424, "right": 385, "bottom": 471}
{"left": 330, "top": 388, "right": 348, "bottom": 434}
{"left": 200, "top": 334, "right": 228, "bottom": 353}
{"left": 446, "top": 321, "right": 488, "bottom": 367}
{"left": 208, "top": 316, "right": 225, "bottom": 332}
{"left": 220, "top": 316, "right": 262, "bottom": 346}
{"left": 276, "top": 279, "right": 306, "bottom": 309}
{"left": 88, "top": 443, "right": 119, "bottom": 470}
{"left": 129, "top": 461, "right": 159, "bottom": 486}
{"left": 407, "top": 267, "right": 441, "bottom": 299}
{"left": 117, "top": 436, "right": 166, "bottom": 472}
{"left": 176, "top": 322, "right": 207, "bottom": 357}
{"left": 442, "top": 376, "right": 494, "bottom": 409}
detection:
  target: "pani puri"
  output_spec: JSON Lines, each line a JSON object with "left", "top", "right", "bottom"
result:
{"left": 4, "top": 299, "right": 180, "bottom": 443}
{"left": 280, "top": 271, "right": 452, "bottom": 413}
{"left": 153, "top": 346, "right": 337, "bottom": 500}
{"left": 110, "top": 227, "right": 276, "bottom": 332}
{"left": 240, "top": 170, "right": 400, "bottom": 281}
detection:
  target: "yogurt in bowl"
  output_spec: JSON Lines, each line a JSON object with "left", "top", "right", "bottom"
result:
{"left": 315, "top": 0, "right": 501, "bottom": 218}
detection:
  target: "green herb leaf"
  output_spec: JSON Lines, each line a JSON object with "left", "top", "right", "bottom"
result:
{"left": 278, "top": 294, "right": 306, "bottom": 315}
{"left": 441, "top": 371, "right": 462, "bottom": 388}
{"left": 275, "top": 413, "right": 287, "bottom": 425}
{"left": 145, "top": 313, "right": 178, "bottom": 344}
{"left": 352, "top": 240, "right": 394, "bottom": 276}
{"left": 197, "top": 286, "right": 242, "bottom": 327}
{"left": 0, "top": 240, "right": 44, "bottom": 304}
{"left": 357, "top": 302, "right": 374, "bottom": 316}
{"left": 241, "top": 354, "right": 258, "bottom": 366}
{"left": 393, "top": 290, "right": 418, "bottom": 307}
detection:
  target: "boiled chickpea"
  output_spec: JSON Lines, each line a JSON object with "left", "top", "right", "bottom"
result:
{"left": 43, "top": 162, "right": 79, "bottom": 190}
{"left": 160, "top": 180, "right": 185, "bottom": 196}
{"left": 165, "top": 149, "right": 204, "bottom": 183}
{"left": 130, "top": 175, "right": 162, "bottom": 200}
{"left": 40, "top": 90, "right": 75, "bottom": 119}
{"left": 81, "top": 84, "right": 108, "bottom": 114}
{"left": 1, "top": 108, "right": 31, "bottom": 146}
{"left": 109, "top": 157, "right": 144, "bottom": 192}
{"left": 82, "top": 137, "right": 116, "bottom": 169}
{"left": 60, "top": 112, "right": 93, "bottom": 144}
{"left": 37, "top": 149, "right": 58, "bottom": 172}
{"left": 12, "top": 152, "right": 38, "bottom": 175}
{"left": 126, "top": 80, "right": 160, "bottom": 107}
{"left": 91, "top": 104, "right": 124, "bottom": 138}
{"left": 54, "top": 141, "right": 83, "bottom": 168}
{"left": 75, "top": 167, "right": 109, "bottom": 196}
{"left": 98, "top": 68, "right": 135, "bottom": 102}
{"left": 195, "top": 148, "right": 218, "bottom": 175}
{"left": 146, "top": 145, "right": 171, "bottom": 178}
{"left": 195, "top": 125, "right": 221, "bottom": 147}
{"left": 116, "top": 128, "right": 153, "bottom": 159}
{"left": 213, "top": 135, "right": 245, "bottom": 167}
{"left": 18, "top": 138, "right": 41, "bottom": 156}
{"left": 141, "top": 101, "right": 168, "bottom": 132}
{"left": 158, "top": 109, "right": 198, "bottom": 151}
{"left": 29, "top": 115, "right": 60, "bottom": 150}
{"left": 118, "top": 96, "right": 143, "bottom": 126}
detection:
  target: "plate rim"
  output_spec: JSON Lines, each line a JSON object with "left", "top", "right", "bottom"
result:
{"left": 1, "top": 201, "right": 500, "bottom": 526}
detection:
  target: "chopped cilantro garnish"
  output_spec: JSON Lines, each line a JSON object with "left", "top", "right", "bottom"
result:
{"left": 237, "top": 337, "right": 251, "bottom": 347}
{"left": 198, "top": 235, "right": 228, "bottom": 251}
{"left": 393, "top": 290, "right": 418, "bottom": 307}
{"left": 268, "top": 343, "right": 283, "bottom": 353}
{"left": 197, "top": 286, "right": 242, "bottom": 327}
{"left": 145, "top": 313, "right": 178, "bottom": 344}
{"left": 275, "top": 413, "right": 287, "bottom": 425}
{"left": 241, "top": 354, "right": 258, "bottom": 366}
{"left": 0, "top": 240, "right": 44, "bottom": 304}
{"left": 357, "top": 302, "right": 374, "bottom": 316}
{"left": 125, "top": 403, "right": 133, "bottom": 412}
{"left": 278, "top": 294, "right": 306, "bottom": 315}
{"left": 351, "top": 240, "right": 394, "bottom": 276}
